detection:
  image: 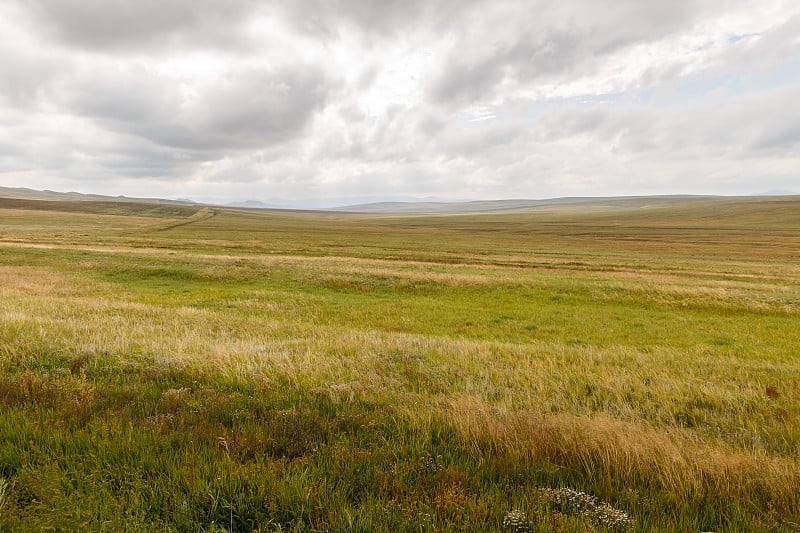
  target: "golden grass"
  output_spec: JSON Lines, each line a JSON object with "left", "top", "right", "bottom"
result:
{"left": 444, "top": 397, "right": 800, "bottom": 517}
{"left": 2, "top": 198, "right": 800, "bottom": 529}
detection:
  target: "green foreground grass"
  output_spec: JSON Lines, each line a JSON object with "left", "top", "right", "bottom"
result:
{"left": 1, "top": 197, "right": 799, "bottom": 531}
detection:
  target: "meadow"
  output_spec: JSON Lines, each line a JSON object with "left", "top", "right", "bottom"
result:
{"left": 1, "top": 195, "right": 799, "bottom": 531}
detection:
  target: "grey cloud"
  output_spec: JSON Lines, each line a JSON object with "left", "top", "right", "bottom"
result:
{"left": 64, "top": 65, "right": 331, "bottom": 152}
{"left": 91, "top": 139, "right": 212, "bottom": 179}
{"left": 658, "top": 86, "right": 800, "bottom": 156}
{"left": 720, "top": 14, "right": 800, "bottom": 69}
{"left": 742, "top": 89, "right": 800, "bottom": 153}
{"left": 366, "top": 79, "right": 800, "bottom": 199}
{"left": 417, "top": 113, "right": 446, "bottom": 137}
{"left": 0, "top": 40, "right": 65, "bottom": 108}
{"left": 0, "top": 112, "right": 164, "bottom": 180}
{"left": 431, "top": 60, "right": 505, "bottom": 110}
{"left": 0, "top": 59, "right": 332, "bottom": 182}
{"left": 280, "top": 0, "right": 487, "bottom": 39}
{"left": 534, "top": 105, "right": 607, "bottom": 139}
{"left": 531, "top": 81, "right": 800, "bottom": 159}
{"left": 187, "top": 68, "right": 329, "bottom": 149}
{"left": 752, "top": 125, "right": 800, "bottom": 151}
{"left": 310, "top": 103, "right": 429, "bottom": 163}
{"left": 309, "top": 99, "right": 529, "bottom": 170}
{"left": 432, "top": 119, "right": 528, "bottom": 162}
{"left": 643, "top": 14, "right": 800, "bottom": 107}
{"left": 22, "top": 0, "right": 486, "bottom": 51}
{"left": 429, "top": 0, "right": 734, "bottom": 107}
{"left": 21, "top": 0, "right": 260, "bottom": 51}
{"left": 67, "top": 66, "right": 180, "bottom": 123}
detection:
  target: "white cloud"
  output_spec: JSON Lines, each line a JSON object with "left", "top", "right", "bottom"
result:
{"left": 1, "top": 0, "right": 799, "bottom": 204}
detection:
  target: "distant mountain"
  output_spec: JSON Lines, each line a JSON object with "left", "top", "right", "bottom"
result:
{"left": 226, "top": 200, "right": 274, "bottom": 208}
{"left": 332, "top": 195, "right": 727, "bottom": 214}
{"left": 222, "top": 195, "right": 471, "bottom": 210}
{"left": 0, "top": 186, "right": 197, "bottom": 205}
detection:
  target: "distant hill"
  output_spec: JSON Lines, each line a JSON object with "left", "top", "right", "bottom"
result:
{"left": 0, "top": 186, "right": 196, "bottom": 205}
{"left": 332, "top": 195, "right": 730, "bottom": 214}
{"left": 226, "top": 200, "right": 274, "bottom": 208}
{"left": 4, "top": 186, "right": 796, "bottom": 215}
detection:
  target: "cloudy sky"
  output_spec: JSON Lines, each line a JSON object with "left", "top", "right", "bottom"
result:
{"left": 1, "top": 1, "right": 798, "bottom": 206}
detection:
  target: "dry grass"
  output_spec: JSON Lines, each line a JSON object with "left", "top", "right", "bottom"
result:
{"left": 445, "top": 398, "right": 800, "bottom": 516}
{"left": 1, "top": 197, "right": 800, "bottom": 530}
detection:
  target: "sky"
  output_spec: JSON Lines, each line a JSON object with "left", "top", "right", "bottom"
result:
{"left": 0, "top": 1, "right": 798, "bottom": 207}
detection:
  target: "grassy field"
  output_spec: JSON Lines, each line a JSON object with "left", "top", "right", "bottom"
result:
{"left": 1, "top": 196, "right": 799, "bottom": 532}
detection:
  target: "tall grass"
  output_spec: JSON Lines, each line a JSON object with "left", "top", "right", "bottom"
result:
{"left": 1, "top": 197, "right": 799, "bottom": 530}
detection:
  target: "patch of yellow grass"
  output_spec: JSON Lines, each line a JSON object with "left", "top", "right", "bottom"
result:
{"left": 442, "top": 397, "right": 800, "bottom": 516}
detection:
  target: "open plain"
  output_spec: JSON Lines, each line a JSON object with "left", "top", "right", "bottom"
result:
{"left": 1, "top": 195, "right": 799, "bottom": 531}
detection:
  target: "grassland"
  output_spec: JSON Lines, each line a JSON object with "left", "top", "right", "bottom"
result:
{"left": 1, "top": 196, "right": 799, "bottom": 532}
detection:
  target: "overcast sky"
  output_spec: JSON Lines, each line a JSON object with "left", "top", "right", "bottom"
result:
{"left": 1, "top": 1, "right": 798, "bottom": 206}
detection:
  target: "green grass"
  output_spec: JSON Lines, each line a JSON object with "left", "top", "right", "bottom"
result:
{"left": 1, "top": 196, "right": 799, "bottom": 531}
